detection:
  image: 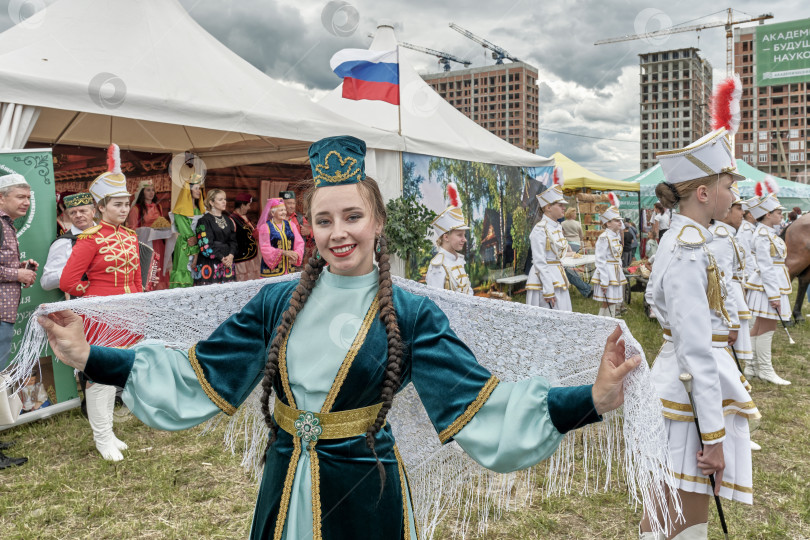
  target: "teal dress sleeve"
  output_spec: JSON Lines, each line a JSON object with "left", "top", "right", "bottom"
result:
{"left": 83, "top": 281, "right": 298, "bottom": 418}
{"left": 402, "top": 291, "right": 601, "bottom": 461}
{"left": 452, "top": 378, "right": 562, "bottom": 473}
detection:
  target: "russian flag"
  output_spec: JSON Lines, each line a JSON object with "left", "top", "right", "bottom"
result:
{"left": 330, "top": 48, "right": 399, "bottom": 105}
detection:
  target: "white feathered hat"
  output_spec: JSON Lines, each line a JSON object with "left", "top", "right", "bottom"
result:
{"left": 89, "top": 144, "right": 130, "bottom": 203}
{"left": 431, "top": 182, "right": 469, "bottom": 237}
{"left": 537, "top": 167, "right": 566, "bottom": 207}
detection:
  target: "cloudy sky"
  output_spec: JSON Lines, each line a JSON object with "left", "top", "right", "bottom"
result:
{"left": 3, "top": 0, "right": 809, "bottom": 179}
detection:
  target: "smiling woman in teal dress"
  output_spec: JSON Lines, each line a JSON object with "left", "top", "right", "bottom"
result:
{"left": 39, "top": 136, "right": 640, "bottom": 540}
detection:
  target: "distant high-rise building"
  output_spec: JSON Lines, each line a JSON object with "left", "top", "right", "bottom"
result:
{"left": 735, "top": 18, "right": 810, "bottom": 184}
{"left": 421, "top": 62, "right": 539, "bottom": 153}
{"left": 639, "top": 48, "right": 713, "bottom": 172}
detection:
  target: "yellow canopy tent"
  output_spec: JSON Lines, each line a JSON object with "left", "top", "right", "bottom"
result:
{"left": 552, "top": 152, "right": 640, "bottom": 192}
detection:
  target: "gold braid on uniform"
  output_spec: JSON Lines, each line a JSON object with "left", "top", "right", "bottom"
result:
{"left": 705, "top": 251, "right": 731, "bottom": 325}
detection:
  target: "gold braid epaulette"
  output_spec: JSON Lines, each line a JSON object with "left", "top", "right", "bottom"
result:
{"left": 77, "top": 224, "right": 102, "bottom": 239}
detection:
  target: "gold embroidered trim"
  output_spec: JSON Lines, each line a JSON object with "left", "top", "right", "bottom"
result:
{"left": 187, "top": 344, "right": 236, "bottom": 415}
{"left": 310, "top": 446, "right": 322, "bottom": 540}
{"left": 438, "top": 375, "right": 500, "bottom": 444}
{"left": 671, "top": 470, "right": 753, "bottom": 494}
{"left": 701, "top": 428, "right": 725, "bottom": 441}
{"left": 313, "top": 150, "right": 363, "bottom": 184}
{"left": 274, "top": 397, "right": 383, "bottom": 440}
{"left": 321, "top": 296, "right": 380, "bottom": 413}
{"left": 273, "top": 437, "right": 301, "bottom": 540}
{"left": 278, "top": 335, "right": 297, "bottom": 409}
{"left": 662, "top": 328, "right": 727, "bottom": 342}
{"left": 394, "top": 445, "right": 416, "bottom": 540}
{"left": 661, "top": 398, "right": 757, "bottom": 413}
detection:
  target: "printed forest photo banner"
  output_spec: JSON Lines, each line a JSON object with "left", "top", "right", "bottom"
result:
{"left": 403, "top": 152, "right": 554, "bottom": 290}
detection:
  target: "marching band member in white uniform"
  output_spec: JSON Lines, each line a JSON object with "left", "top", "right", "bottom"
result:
{"left": 736, "top": 197, "right": 759, "bottom": 281}
{"left": 640, "top": 125, "right": 760, "bottom": 540}
{"left": 708, "top": 184, "right": 753, "bottom": 363}
{"left": 426, "top": 183, "right": 473, "bottom": 295}
{"left": 526, "top": 180, "right": 572, "bottom": 311}
{"left": 592, "top": 204, "right": 627, "bottom": 317}
{"left": 744, "top": 184, "right": 791, "bottom": 386}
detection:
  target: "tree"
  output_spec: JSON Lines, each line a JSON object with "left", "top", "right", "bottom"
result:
{"left": 402, "top": 159, "right": 426, "bottom": 200}
{"left": 384, "top": 196, "right": 436, "bottom": 276}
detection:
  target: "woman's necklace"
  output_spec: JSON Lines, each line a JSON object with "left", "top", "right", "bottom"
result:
{"left": 212, "top": 213, "right": 227, "bottom": 229}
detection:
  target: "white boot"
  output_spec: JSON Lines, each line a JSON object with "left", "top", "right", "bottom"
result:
{"left": 106, "top": 386, "right": 128, "bottom": 451}
{"left": 86, "top": 384, "right": 124, "bottom": 461}
{"left": 670, "top": 522, "right": 707, "bottom": 539}
{"left": 608, "top": 304, "right": 618, "bottom": 318}
{"left": 745, "top": 334, "right": 758, "bottom": 380}
{"left": 598, "top": 306, "right": 610, "bottom": 317}
{"left": 757, "top": 331, "right": 791, "bottom": 385}
{"left": 751, "top": 440, "right": 761, "bottom": 451}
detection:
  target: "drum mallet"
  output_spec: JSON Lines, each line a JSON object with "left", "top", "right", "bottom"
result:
{"left": 679, "top": 373, "right": 730, "bottom": 540}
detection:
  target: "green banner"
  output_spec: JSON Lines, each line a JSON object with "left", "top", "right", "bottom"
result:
{"left": 756, "top": 18, "right": 810, "bottom": 87}
{"left": 0, "top": 149, "right": 77, "bottom": 403}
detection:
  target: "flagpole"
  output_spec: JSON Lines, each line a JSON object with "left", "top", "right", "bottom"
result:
{"left": 396, "top": 44, "right": 403, "bottom": 137}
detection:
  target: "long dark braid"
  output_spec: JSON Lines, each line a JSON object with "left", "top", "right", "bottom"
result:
{"left": 259, "top": 254, "right": 326, "bottom": 463}
{"left": 365, "top": 234, "right": 404, "bottom": 492}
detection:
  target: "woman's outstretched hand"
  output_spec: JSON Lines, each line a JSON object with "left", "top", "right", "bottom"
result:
{"left": 37, "top": 310, "right": 91, "bottom": 371}
{"left": 591, "top": 325, "right": 641, "bottom": 415}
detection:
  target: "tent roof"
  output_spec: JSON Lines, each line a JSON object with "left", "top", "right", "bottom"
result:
{"left": 0, "top": 0, "right": 403, "bottom": 166}
{"left": 319, "top": 24, "right": 552, "bottom": 168}
{"left": 553, "top": 152, "right": 639, "bottom": 192}
{"left": 620, "top": 160, "right": 810, "bottom": 208}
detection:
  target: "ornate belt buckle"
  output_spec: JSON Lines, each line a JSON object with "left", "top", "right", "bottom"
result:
{"left": 294, "top": 411, "right": 323, "bottom": 448}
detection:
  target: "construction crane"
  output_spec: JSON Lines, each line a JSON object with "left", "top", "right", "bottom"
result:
{"left": 399, "top": 41, "right": 472, "bottom": 72}
{"left": 449, "top": 22, "right": 520, "bottom": 64}
{"left": 594, "top": 9, "right": 774, "bottom": 76}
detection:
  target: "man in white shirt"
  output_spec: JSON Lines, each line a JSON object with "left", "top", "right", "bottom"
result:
{"left": 41, "top": 193, "right": 96, "bottom": 294}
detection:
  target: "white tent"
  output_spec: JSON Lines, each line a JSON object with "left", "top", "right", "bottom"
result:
{"left": 320, "top": 23, "right": 554, "bottom": 173}
{"left": 0, "top": 0, "right": 403, "bottom": 168}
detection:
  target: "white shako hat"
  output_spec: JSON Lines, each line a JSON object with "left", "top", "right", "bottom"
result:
{"left": 741, "top": 196, "right": 759, "bottom": 212}
{"left": 748, "top": 177, "right": 783, "bottom": 219}
{"left": 657, "top": 75, "right": 745, "bottom": 184}
{"left": 536, "top": 166, "right": 566, "bottom": 207}
{"left": 431, "top": 182, "right": 469, "bottom": 237}
{"left": 600, "top": 206, "right": 621, "bottom": 223}
{"left": 600, "top": 192, "right": 621, "bottom": 223}
{"left": 0, "top": 170, "right": 28, "bottom": 190}
{"left": 89, "top": 143, "right": 130, "bottom": 203}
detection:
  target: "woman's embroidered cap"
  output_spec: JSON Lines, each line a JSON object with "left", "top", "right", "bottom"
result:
{"left": 309, "top": 135, "right": 366, "bottom": 187}
{"left": 268, "top": 198, "right": 284, "bottom": 209}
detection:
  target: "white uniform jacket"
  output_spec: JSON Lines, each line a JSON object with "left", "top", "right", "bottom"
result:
{"left": 526, "top": 215, "right": 569, "bottom": 299}
{"left": 425, "top": 246, "right": 473, "bottom": 295}
{"left": 40, "top": 225, "right": 84, "bottom": 292}
{"left": 735, "top": 220, "right": 757, "bottom": 288}
{"left": 648, "top": 215, "right": 735, "bottom": 444}
{"left": 707, "top": 223, "right": 741, "bottom": 330}
{"left": 744, "top": 223, "right": 791, "bottom": 300}
{"left": 591, "top": 228, "right": 627, "bottom": 288}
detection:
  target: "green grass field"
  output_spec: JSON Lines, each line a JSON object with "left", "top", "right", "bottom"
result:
{"left": 1, "top": 289, "right": 808, "bottom": 539}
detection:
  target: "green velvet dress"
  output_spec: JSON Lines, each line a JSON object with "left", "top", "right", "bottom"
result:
{"left": 169, "top": 210, "right": 201, "bottom": 289}
{"left": 85, "top": 269, "right": 601, "bottom": 539}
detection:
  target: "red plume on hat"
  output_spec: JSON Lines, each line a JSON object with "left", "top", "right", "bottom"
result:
{"left": 447, "top": 182, "right": 460, "bottom": 207}
{"left": 552, "top": 166, "right": 563, "bottom": 186}
{"left": 755, "top": 175, "right": 779, "bottom": 197}
{"left": 106, "top": 143, "right": 122, "bottom": 175}
{"left": 607, "top": 192, "right": 620, "bottom": 207}
{"left": 710, "top": 74, "right": 742, "bottom": 136}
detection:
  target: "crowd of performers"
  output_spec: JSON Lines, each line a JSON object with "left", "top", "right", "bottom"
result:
{"left": 14, "top": 77, "right": 797, "bottom": 539}
{"left": 39, "top": 146, "right": 314, "bottom": 461}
